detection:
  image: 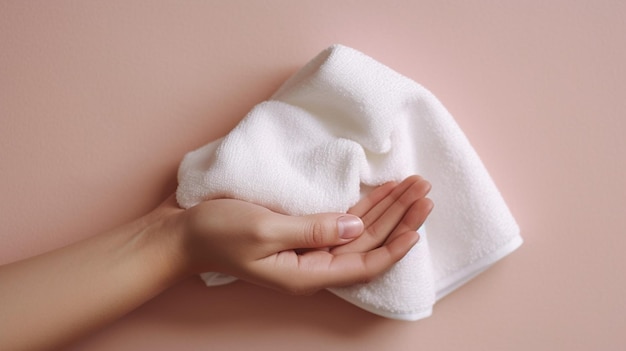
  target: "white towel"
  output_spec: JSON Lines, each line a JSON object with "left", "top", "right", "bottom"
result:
{"left": 176, "top": 44, "right": 522, "bottom": 321}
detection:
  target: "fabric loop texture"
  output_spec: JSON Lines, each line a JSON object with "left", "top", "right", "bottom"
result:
{"left": 176, "top": 44, "right": 522, "bottom": 321}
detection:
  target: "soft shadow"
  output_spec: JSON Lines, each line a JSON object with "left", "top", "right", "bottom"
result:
{"left": 66, "top": 276, "right": 400, "bottom": 348}
{"left": 141, "top": 278, "right": 387, "bottom": 337}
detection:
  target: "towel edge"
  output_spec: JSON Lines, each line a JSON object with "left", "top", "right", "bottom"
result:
{"left": 435, "top": 233, "right": 524, "bottom": 300}
{"left": 326, "top": 288, "right": 434, "bottom": 321}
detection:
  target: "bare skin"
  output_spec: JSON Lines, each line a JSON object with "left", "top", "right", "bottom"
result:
{"left": 0, "top": 176, "right": 432, "bottom": 351}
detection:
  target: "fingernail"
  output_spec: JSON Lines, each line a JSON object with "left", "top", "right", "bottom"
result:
{"left": 338, "top": 216, "right": 363, "bottom": 239}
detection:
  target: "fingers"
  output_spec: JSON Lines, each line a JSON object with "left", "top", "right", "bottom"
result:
{"left": 347, "top": 181, "right": 397, "bottom": 217}
{"left": 250, "top": 230, "right": 420, "bottom": 295}
{"left": 359, "top": 175, "right": 430, "bottom": 230}
{"left": 264, "top": 212, "right": 365, "bottom": 252}
{"left": 382, "top": 197, "right": 434, "bottom": 243}
{"left": 333, "top": 176, "right": 431, "bottom": 254}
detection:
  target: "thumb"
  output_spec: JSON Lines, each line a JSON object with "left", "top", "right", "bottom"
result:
{"left": 269, "top": 213, "right": 364, "bottom": 250}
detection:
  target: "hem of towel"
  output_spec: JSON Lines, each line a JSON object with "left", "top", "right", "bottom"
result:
{"left": 326, "top": 289, "right": 434, "bottom": 321}
{"left": 324, "top": 234, "right": 522, "bottom": 321}
{"left": 435, "top": 233, "right": 524, "bottom": 300}
{"left": 199, "top": 233, "right": 523, "bottom": 321}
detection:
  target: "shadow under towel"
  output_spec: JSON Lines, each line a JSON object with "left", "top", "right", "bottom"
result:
{"left": 176, "top": 44, "right": 522, "bottom": 321}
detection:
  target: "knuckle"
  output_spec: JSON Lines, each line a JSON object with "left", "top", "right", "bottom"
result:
{"left": 249, "top": 215, "right": 272, "bottom": 243}
{"left": 306, "top": 221, "right": 329, "bottom": 247}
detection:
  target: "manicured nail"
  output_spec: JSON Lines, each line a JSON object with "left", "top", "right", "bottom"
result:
{"left": 338, "top": 216, "right": 363, "bottom": 239}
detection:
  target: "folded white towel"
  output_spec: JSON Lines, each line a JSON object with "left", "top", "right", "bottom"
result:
{"left": 176, "top": 44, "right": 522, "bottom": 321}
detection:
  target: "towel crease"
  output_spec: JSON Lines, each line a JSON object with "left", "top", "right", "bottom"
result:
{"left": 176, "top": 44, "right": 522, "bottom": 321}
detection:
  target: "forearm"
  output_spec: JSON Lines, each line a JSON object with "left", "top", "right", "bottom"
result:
{"left": 0, "top": 178, "right": 428, "bottom": 350}
{"left": 0, "top": 209, "right": 186, "bottom": 351}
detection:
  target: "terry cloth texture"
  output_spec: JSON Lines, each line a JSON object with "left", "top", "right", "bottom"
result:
{"left": 176, "top": 44, "right": 522, "bottom": 321}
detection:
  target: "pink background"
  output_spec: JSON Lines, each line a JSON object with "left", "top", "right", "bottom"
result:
{"left": 1, "top": 1, "right": 625, "bottom": 350}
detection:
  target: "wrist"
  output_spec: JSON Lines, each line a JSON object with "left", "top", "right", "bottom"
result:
{"left": 133, "top": 205, "right": 193, "bottom": 286}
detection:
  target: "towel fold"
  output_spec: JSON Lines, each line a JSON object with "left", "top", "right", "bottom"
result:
{"left": 176, "top": 44, "right": 522, "bottom": 321}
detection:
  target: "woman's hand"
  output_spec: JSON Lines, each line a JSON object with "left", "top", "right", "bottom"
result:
{"left": 157, "top": 175, "right": 433, "bottom": 295}
{"left": 0, "top": 175, "right": 432, "bottom": 350}
{"left": 333, "top": 175, "right": 433, "bottom": 254}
